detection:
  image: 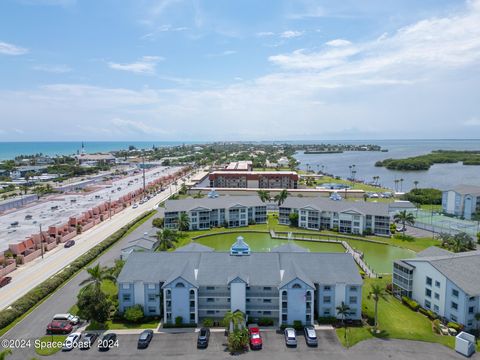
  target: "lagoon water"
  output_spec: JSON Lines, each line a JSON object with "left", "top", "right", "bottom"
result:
{"left": 294, "top": 139, "right": 480, "bottom": 191}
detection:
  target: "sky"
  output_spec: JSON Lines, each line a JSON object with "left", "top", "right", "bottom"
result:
{"left": 0, "top": 0, "right": 480, "bottom": 141}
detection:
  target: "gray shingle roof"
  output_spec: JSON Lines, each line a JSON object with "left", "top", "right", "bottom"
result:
{"left": 175, "top": 243, "right": 214, "bottom": 252}
{"left": 280, "top": 197, "right": 390, "bottom": 216}
{"left": 117, "top": 250, "right": 362, "bottom": 288}
{"left": 404, "top": 250, "right": 480, "bottom": 296}
{"left": 416, "top": 246, "right": 453, "bottom": 258}
{"left": 164, "top": 195, "right": 265, "bottom": 212}
{"left": 444, "top": 184, "right": 480, "bottom": 196}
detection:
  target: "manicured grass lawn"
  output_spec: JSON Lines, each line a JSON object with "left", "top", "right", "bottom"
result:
{"left": 35, "top": 335, "right": 67, "bottom": 356}
{"left": 86, "top": 318, "right": 159, "bottom": 330}
{"left": 419, "top": 204, "right": 443, "bottom": 212}
{"left": 336, "top": 276, "right": 462, "bottom": 350}
{"left": 301, "top": 175, "right": 391, "bottom": 193}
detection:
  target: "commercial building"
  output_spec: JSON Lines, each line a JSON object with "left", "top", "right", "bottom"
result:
{"left": 117, "top": 238, "right": 363, "bottom": 326}
{"left": 164, "top": 196, "right": 267, "bottom": 230}
{"left": 278, "top": 197, "right": 391, "bottom": 235}
{"left": 75, "top": 153, "right": 116, "bottom": 166}
{"left": 393, "top": 247, "right": 480, "bottom": 329}
{"left": 224, "top": 161, "right": 253, "bottom": 171}
{"left": 208, "top": 171, "right": 298, "bottom": 189}
{"left": 442, "top": 185, "right": 480, "bottom": 220}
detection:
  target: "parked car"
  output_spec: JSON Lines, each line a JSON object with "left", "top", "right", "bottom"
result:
{"left": 53, "top": 313, "right": 80, "bottom": 325}
{"left": 303, "top": 326, "right": 318, "bottom": 347}
{"left": 64, "top": 240, "right": 75, "bottom": 248}
{"left": 79, "top": 333, "right": 98, "bottom": 350}
{"left": 284, "top": 328, "right": 297, "bottom": 347}
{"left": 197, "top": 327, "right": 210, "bottom": 349}
{"left": 47, "top": 320, "right": 73, "bottom": 335}
{"left": 62, "top": 332, "right": 81, "bottom": 351}
{"left": 132, "top": 203, "right": 138, "bottom": 209}
{"left": 248, "top": 325, "right": 263, "bottom": 350}
{"left": 137, "top": 330, "right": 153, "bottom": 349}
{"left": 0, "top": 276, "right": 12, "bottom": 288}
{"left": 98, "top": 333, "right": 117, "bottom": 352}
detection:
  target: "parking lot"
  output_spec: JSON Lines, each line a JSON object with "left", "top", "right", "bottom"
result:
{"left": 4, "top": 329, "right": 475, "bottom": 360}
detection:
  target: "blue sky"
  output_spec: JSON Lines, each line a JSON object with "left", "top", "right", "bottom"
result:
{"left": 0, "top": 0, "right": 479, "bottom": 141}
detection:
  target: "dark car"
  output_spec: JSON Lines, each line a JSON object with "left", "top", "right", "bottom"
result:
{"left": 79, "top": 333, "right": 98, "bottom": 350}
{"left": 64, "top": 240, "right": 75, "bottom": 248}
{"left": 137, "top": 330, "right": 153, "bottom": 349}
{"left": 197, "top": 328, "right": 210, "bottom": 349}
{"left": 303, "top": 326, "right": 318, "bottom": 347}
{"left": 46, "top": 320, "right": 73, "bottom": 335}
{"left": 0, "top": 276, "right": 12, "bottom": 288}
{"left": 98, "top": 333, "right": 117, "bottom": 352}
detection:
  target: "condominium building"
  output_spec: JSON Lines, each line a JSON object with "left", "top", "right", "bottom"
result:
{"left": 393, "top": 247, "right": 480, "bottom": 329}
{"left": 224, "top": 161, "right": 253, "bottom": 171}
{"left": 117, "top": 238, "right": 363, "bottom": 326}
{"left": 164, "top": 196, "right": 267, "bottom": 230}
{"left": 442, "top": 185, "right": 480, "bottom": 220}
{"left": 278, "top": 197, "right": 391, "bottom": 235}
{"left": 208, "top": 171, "right": 298, "bottom": 189}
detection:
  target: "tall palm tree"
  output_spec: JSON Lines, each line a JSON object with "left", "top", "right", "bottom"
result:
{"left": 413, "top": 180, "right": 419, "bottom": 189}
{"left": 0, "top": 349, "right": 12, "bottom": 360}
{"left": 370, "top": 284, "right": 388, "bottom": 333}
{"left": 394, "top": 179, "right": 399, "bottom": 192}
{"left": 274, "top": 189, "right": 289, "bottom": 207}
{"left": 336, "top": 302, "right": 351, "bottom": 341}
{"left": 79, "top": 264, "right": 115, "bottom": 289}
{"left": 223, "top": 310, "right": 244, "bottom": 332}
{"left": 257, "top": 190, "right": 271, "bottom": 203}
{"left": 178, "top": 212, "right": 190, "bottom": 231}
{"left": 393, "top": 210, "right": 416, "bottom": 237}
{"left": 156, "top": 228, "right": 179, "bottom": 251}
{"left": 399, "top": 178, "right": 404, "bottom": 192}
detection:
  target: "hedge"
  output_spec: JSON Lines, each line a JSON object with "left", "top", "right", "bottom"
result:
{"left": 419, "top": 307, "right": 438, "bottom": 320}
{"left": 401, "top": 296, "right": 420, "bottom": 311}
{"left": 317, "top": 316, "right": 337, "bottom": 325}
{"left": 447, "top": 321, "right": 463, "bottom": 332}
{"left": 163, "top": 323, "right": 197, "bottom": 328}
{"left": 0, "top": 210, "right": 155, "bottom": 332}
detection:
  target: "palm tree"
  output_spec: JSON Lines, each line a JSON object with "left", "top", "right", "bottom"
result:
{"left": 274, "top": 189, "right": 289, "bottom": 206}
{"left": 178, "top": 212, "right": 190, "bottom": 231}
{"left": 393, "top": 210, "right": 416, "bottom": 238}
{"left": 79, "top": 263, "right": 115, "bottom": 289}
{"left": 0, "top": 349, "right": 12, "bottom": 360}
{"left": 399, "top": 178, "right": 404, "bottom": 192}
{"left": 223, "top": 310, "right": 244, "bottom": 333}
{"left": 156, "top": 228, "right": 179, "bottom": 251}
{"left": 257, "top": 190, "right": 271, "bottom": 203}
{"left": 394, "top": 179, "right": 399, "bottom": 192}
{"left": 413, "top": 180, "right": 419, "bottom": 189}
{"left": 336, "top": 302, "right": 351, "bottom": 342}
{"left": 370, "top": 284, "right": 388, "bottom": 333}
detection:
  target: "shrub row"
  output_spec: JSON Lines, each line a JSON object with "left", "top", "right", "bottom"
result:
{"left": 447, "top": 321, "right": 463, "bottom": 332}
{"left": 317, "top": 316, "right": 337, "bottom": 325}
{"left": 163, "top": 323, "right": 197, "bottom": 328}
{"left": 401, "top": 296, "right": 420, "bottom": 311}
{"left": 0, "top": 210, "right": 155, "bottom": 332}
{"left": 419, "top": 307, "right": 438, "bottom": 320}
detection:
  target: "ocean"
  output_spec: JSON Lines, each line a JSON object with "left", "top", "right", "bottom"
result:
{"left": 1, "top": 139, "right": 479, "bottom": 191}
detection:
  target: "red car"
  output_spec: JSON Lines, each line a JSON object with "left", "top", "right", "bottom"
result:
{"left": 248, "top": 325, "right": 263, "bottom": 350}
{"left": 47, "top": 320, "right": 73, "bottom": 335}
{"left": 0, "top": 276, "right": 12, "bottom": 288}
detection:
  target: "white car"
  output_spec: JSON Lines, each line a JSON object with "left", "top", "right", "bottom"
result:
{"left": 62, "top": 332, "right": 81, "bottom": 351}
{"left": 132, "top": 203, "right": 138, "bottom": 209}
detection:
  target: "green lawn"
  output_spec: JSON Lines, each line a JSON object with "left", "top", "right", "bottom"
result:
{"left": 336, "top": 277, "right": 461, "bottom": 350}
{"left": 86, "top": 318, "right": 159, "bottom": 331}
{"left": 419, "top": 204, "right": 443, "bottom": 212}
{"left": 300, "top": 175, "right": 391, "bottom": 193}
{"left": 35, "top": 335, "right": 67, "bottom": 356}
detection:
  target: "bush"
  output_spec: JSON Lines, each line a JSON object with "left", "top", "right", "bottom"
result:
{"left": 402, "top": 188, "right": 442, "bottom": 205}
{"left": 202, "top": 318, "right": 214, "bottom": 327}
{"left": 293, "top": 320, "right": 303, "bottom": 331}
{"left": 0, "top": 210, "right": 155, "bottom": 332}
{"left": 433, "top": 319, "right": 441, "bottom": 334}
{"left": 163, "top": 323, "right": 197, "bottom": 328}
{"left": 389, "top": 223, "right": 396, "bottom": 234}
{"left": 447, "top": 321, "right": 463, "bottom": 332}
{"left": 124, "top": 304, "right": 144, "bottom": 323}
{"left": 385, "top": 283, "right": 393, "bottom": 294}
{"left": 257, "top": 317, "right": 274, "bottom": 326}
{"left": 175, "top": 316, "right": 183, "bottom": 326}
{"left": 402, "top": 296, "right": 420, "bottom": 311}
{"left": 317, "top": 316, "right": 337, "bottom": 325}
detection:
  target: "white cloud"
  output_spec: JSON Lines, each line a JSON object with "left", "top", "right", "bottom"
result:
{"left": 325, "top": 39, "right": 352, "bottom": 47}
{"left": 32, "top": 64, "right": 72, "bottom": 73}
{"left": 206, "top": 50, "right": 237, "bottom": 58}
{"left": 110, "top": 118, "right": 168, "bottom": 135}
{"left": 0, "top": 41, "right": 28, "bottom": 55}
{"left": 256, "top": 31, "right": 275, "bottom": 37}
{"left": 140, "top": 25, "right": 188, "bottom": 40}
{"left": 280, "top": 30, "right": 304, "bottom": 39}
{"left": 108, "top": 56, "right": 163, "bottom": 74}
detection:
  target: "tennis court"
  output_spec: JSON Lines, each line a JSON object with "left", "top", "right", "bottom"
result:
{"left": 408, "top": 209, "right": 479, "bottom": 237}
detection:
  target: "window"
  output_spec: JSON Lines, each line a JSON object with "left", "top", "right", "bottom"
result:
{"left": 190, "top": 301, "right": 195, "bottom": 307}
{"left": 451, "top": 302, "right": 458, "bottom": 310}
{"left": 324, "top": 286, "right": 331, "bottom": 291}
{"left": 426, "top": 277, "right": 432, "bottom": 286}
{"left": 451, "top": 315, "right": 458, "bottom": 322}
{"left": 175, "top": 282, "right": 185, "bottom": 288}
{"left": 323, "top": 309, "right": 331, "bottom": 316}
{"left": 263, "top": 287, "right": 272, "bottom": 291}
{"left": 425, "top": 288, "right": 432, "bottom": 297}
{"left": 350, "top": 286, "right": 357, "bottom": 292}
{"left": 292, "top": 283, "right": 302, "bottom": 289}
{"left": 349, "top": 296, "right": 357, "bottom": 304}
{"left": 148, "top": 294, "right": 156, "bottom": 302}
{"left": 148, "top": 284, "right": 155, "bottom": 290}
{"left": 323, "top": 296, "right": 331, "bottom": 304}
{"left": 122, "top": 283, "right": 129, "bottom": 290}
{"left": 207, "top": 310, "right": 215, "bottom": 315}
{"left": 452, "top": 289, "right": 459, "bottom": 297}
{"left": 469, "top": 306, "right": 474, "bottom": 314}
{"left": 469, "top": 296, "right": 476, "bottom": 301}
{"left": 435, "top": 281, "right": 440, "bottom": 288}
{"left": 468, "top": 320, "right": 473, "bottom": 327}
{"left": 434, "top": 293, "right": 439, "bottom": 300}
{"left": 190, "top": 313, "right": 195, "bottom": 321}
{"left": 263, "top": 299, "right": 271, "bottom": 303}
{"left": 148, "top": 307, "right": 156, "bottom": 313}
{"left": 434, "top": 305, "right": 439, "bottom": 312}
{"left": 264, "top": 311, "right": 271, "bottom": 315}
{"left": 206, "top": 298, "right": 214, "bottom": 303}
{"left": 246, "top": 299, "right": 250, "bottom": 303}
{"left": 282, "top": 314, "right": 287, "bottom": 321}
{"left": 123, "top": 294, "right": 131, "bottom": 302}
{"left": 425, "top": 300, "right": 431, "bottom": 309}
